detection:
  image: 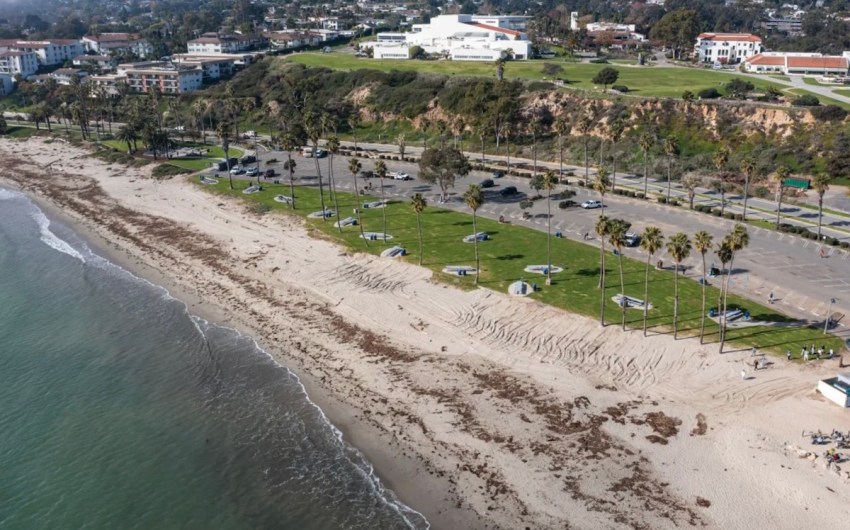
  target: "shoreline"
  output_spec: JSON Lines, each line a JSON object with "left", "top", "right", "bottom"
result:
{"left": 2, "top": 181, "right": 456, "bottom": 529}
{"left": 4, "top": 137, "right": 850, "bottom": 529}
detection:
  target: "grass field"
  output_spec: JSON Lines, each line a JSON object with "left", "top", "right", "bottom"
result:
{"left": 197, "top": 177, "right": 844, "bottom": 356}
{"left": 284, "top": 53, "right": 785, "bottom": 98}
{"left": 835, "top": 89, "right": 850, "bottom": 98}
{"left": 101, "top": 140, "right": 243, "bottom": 171}
{"left": 785, "top": 88, "right": 850, "bottom": 110}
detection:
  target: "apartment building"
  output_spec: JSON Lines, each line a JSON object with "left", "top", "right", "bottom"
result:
{"left": 0, "top": 50, "right": 38, "bottom": 77}
{"left": 187, "top": 34, "right": 266, "bottom": 55}
{"left": 82, "top": 33, "right": 153, "bottom": 58}
{"left": 0, "top": 39, "right": 83, "bottom": 66}
{"left": 118, "top": 62, "right": 203, "bottom": 94}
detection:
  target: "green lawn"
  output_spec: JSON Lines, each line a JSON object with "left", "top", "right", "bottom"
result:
{"left": 785, "top": 88, "right": 850, "bottom": 110}
{"left": 196, "top": 177, "right": 844, "bottom": 356}
{"left": 101, "top": 140, "right": 242, "bottom": 171}
{"left": 4, "top": 126, "right": 41, "bottom": 139}
{"left": 284, "top": 53, "right": 785, "bottom": 98}
{"left": 835, "top": 89, "right": 850, "bottom": 98}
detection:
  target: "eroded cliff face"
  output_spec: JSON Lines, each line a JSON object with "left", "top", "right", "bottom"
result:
{"left": 350, "top": 83, "right": 821, "bottom": 140}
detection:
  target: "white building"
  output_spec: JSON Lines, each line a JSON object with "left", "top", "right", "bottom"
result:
{"left": 744, "top": 52, "right": 850, "bottom": 75}
{"left": 73, "top": 54, "right": 117, "bottom": 70}
{"left": 187, "top": 34, "right": 266, "bottom": 55}
{"left": 0, "top": 50, "right": 38, "bottom": 77}
{"left": 0, "top": 39, "right": 84, "bottom": 66}
{"left": 171, "top": 54, "right": 238, "bottom": 81}
{"left": 81, "top": 33, "right": 153, "bottom": 58}
{"left": 117, "top": 62, "right": 203, "bottom": 94}
{"left": 49, "top": 68, "right": 88, "bottom": 85}
{"left": 367, "top": 14, "right": 531, "bottom": 62}
{"left": 695, "top": 33, "right": 763, "bottom": 64}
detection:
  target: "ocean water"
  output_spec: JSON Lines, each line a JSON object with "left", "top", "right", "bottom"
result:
{"left": 0, "top": 188, "right": 427, "bottom": 530}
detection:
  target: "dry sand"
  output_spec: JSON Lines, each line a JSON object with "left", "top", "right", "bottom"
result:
{"left": 2, "top": 137, "right": 850, "bottom": 529}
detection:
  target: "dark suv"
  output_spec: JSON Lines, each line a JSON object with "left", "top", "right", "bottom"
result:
{"left": 499, "top": 186, "right": 518, "bottom": 197}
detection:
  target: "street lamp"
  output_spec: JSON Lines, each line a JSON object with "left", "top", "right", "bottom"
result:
{"left": 824, "top": 298, "right": 836, "bottom": 334}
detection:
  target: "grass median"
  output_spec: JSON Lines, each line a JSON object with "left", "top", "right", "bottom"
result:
{"left": 195, "top": 176, "right": 844, "bottom": 355}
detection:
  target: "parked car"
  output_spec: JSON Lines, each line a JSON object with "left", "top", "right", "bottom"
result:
{"left": 581, "top": 200, "right": 602, "bottom": 209}
{"left": 314, "top": 148, "right": 327, "bottom": 158}
{"left": 359, "top": 170, "right": 375, "bottom": 180}
{"left": 558, "top": 200, "right": 578, "bottom": 209}
{"left": 491, "top": 171, "right": 505, "bottom": 178}
{"left": 392, "top": 171, "right": 413, "bottom": 180}
{"left": 624, "top": 232, "right": 641, "bottom": 247}
{"left": 263, "top": 169, "right": 275, "bottom": 179}
{"left": 240, "top": 155, "right": 256, "bottom": 164}
{"left": 230, "top": 165, "right": 244, "bottom": 175}
{"left": 246, "top": 167, "right": 259, "bottom": 177}
{"left": 480, "top": 178, "right": 494, "bottom": 188}
{"left": 242, "top": 130, "right": 256, "bottom": 138}
{"left": 499, "top": 186, "right": 518, "bottom": 197}
{"left": 216, "top": 158, "right": 239, "bottom": 171}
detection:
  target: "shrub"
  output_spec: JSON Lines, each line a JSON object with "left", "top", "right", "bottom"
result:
{"left": 698, "top": 88, "right": 721, "bottom": 99}
{"left": 753, "top": 185, "right": 770, "bottom": 199}
{"left": 611, "top": 85, "right": 629, "bottom": 93}
{"left": 152, "top": 164, "right": 192, "bottom": 178}
{"left": 712, "top": 208, "right": 723, "bottom": 217}
{"left": 723, "top": 212, "right": 736, "bottom": 219}
{"left": 635, "top": 192, "right": 645, "bottom": 199}
{"left": 840, "top": 241, "right": 850, "bottom": 249}
{"left": 811, "top": 104, "right": 847, "bottom": 121}
{"left": 589, "top": 58, "right": 609, "bottom": 64}
{"left": 792, "top": 94, "right": 820, "bottom": 107}
{"left": 541, "top": 63, "right": 563, "bottom": 77}
{"left": 682, "top": 90, "right": 695, "bottom": 101}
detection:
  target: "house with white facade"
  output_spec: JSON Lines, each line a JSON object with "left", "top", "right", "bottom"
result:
{"left": 366, "top": 14, "right": 531, "bottom": 62}
{"left": 0, "top": 73, "right": 14, "bottom": 95}
{"left": 744, "top": 52, "right": 850, "bottom": 75}
{"left": 695, "top": 33, "right": 763, "bottom": 64}
{"left": 171, "top": 54, "right": 238, "bottom": 81}
{"left": 187, "top": 34, "right": 266, "bottom": 55}
{"left": 73, "top": 54, "right": 117, "bottom": 70}
{"left": 82, "top": 33, "right": 153, "bottom": 58}
{"left": 49, "top": 68, "right": 88, "bottom": 85}
{"left": 87, "top": 73, "right": 126, "bottom": 96}
{"left": 0, "top": 50, "right": 38, "bottom": 77}
{"left": 0, "top": 39, "right": 83, "bottom": 67}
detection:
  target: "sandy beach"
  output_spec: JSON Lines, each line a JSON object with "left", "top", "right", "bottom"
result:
{"left": 2, "top": 136, "right": 850, "bottom": 529}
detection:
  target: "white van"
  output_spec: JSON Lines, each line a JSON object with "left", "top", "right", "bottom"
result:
{"left": 302, "top": 146, "right": 315, "bottom": 157}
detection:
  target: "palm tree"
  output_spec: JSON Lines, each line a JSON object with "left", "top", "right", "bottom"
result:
{"left": 542, "top": 170, "right": 558, "bottom": 284}
{"left": 594, "top": 167, "right": 611, "bottom": 208}
{"left": 553, "top": 117, "right": 570, "bottom": 176}
{"left": 774, "top": 166, "right": 789, "bottom": 226}
{"left": 719, "top": 224, "right": 749, "bottom": 352}
{"left": 578, "top": 113, "right": 593, "bottom": 186}
{"left": 595, "top": 215, "right": 612, "bottom": 325}
{"left": 347, "top": 110, "right": 361, "bottom": 151}
{"left": 667, "top": 232, "right": 692, "bottom": 339}
{"left": 191, "top": 99, "right": 207, "bottom": 145}
{"left": 463, "top": 184, "right": 484, "bottom": 284}
{"left": 411, "top": 193, "right": 427, "bottom": 265}
{"left": 680, "top": 173, "right": 701, "bottom": 210}
{"left": 639, "top": 130, "right": 654, "bottom": 198}
{"left": 397, "top": 133, "right": 406, "bottom": 159}
{"left": 694, "top": 230, "right": 714, "bottom": 344}
{"left": 304, "top": 116, "right": 327, "bottom": 220}
{"left": 609, "top": 120, "right": 625, "bottom": 193}
{"left": 715, "top": 240, "right": 733, "bottom": 351}
{"left": 281, "top": 132, "right": 297, "bottom": 210}
{"left": 374, "top": 160, "right": 389, "bottom": 241}
{"left": 529, "top": 116, "right": 544, "bottom": 178}
{"left": 419, "top": 117, "right": 431, "bottom": 150}
{"left": 349, "top": 157, "right": 368, "bottom": 245}
{"left": 326, "top": 135, "right": 342, "bottom": 232}
{"left": 713, "top": 145, "right": 730, "bottom": 216}
{"left": 812, "top": 173, "right": 831, "bottom": 239}
{"left": 663, "top": 135, "right": 678, "bottom": 202}
{"left": 116, "top": 124, "right": 138, "bottom": 154}
{"left": 640, "top": 226, "right": 664, "bottom": 336}
{"left": 608, "top": 219, "right": 629, "bottom": 331}
{"left": 739, "top": 157, "right": 756, "bottom": 221}
{"left": 216, "top": 121, "right": 234, "bottom": 190}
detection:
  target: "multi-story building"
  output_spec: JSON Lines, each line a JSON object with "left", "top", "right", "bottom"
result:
{"left": 187, "top": 34, "right": 266, "bottom": 54}
{"left": 81, "top": 33, "right": 153, "bottom": 58}
{"left": 0, "top": 73, "right": 14, "bottom": 95}
{"left": 744, "top": 52, "right": 850, "bottom": 75}
{"left": 170, "top": 54, "right": 237, "bottom": 81}
{"left": 48, "top": 68, "right": 88, "bottom": 85}
{"left": 117, "top": 62, "right": 203, "bottom": 94}
{"left": 73, "top": 54, "right": 117, "bottom": 70}
{"left": 87, "top": 73, "right": 126, "bottom": 95}
{"left": 0, "top": 39, "right": 84, "bottom": 66}
{"left": 0, "top": 50, "right": 38, "bottom": 77}
{"left": 367, "top": 14, "right": 532, "bottom": 61}
{"left": 695, "top": 33, "right": 763, "bottom": 64}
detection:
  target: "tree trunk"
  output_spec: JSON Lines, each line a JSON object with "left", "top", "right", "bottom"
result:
{"left": 417, "top": 213, "right": 423, "bottom": 266}
{"left": 599, "top": 240, "right": 606, "bottom": 326}
{"left": 287, "top": 152, "right": 296, "bottom": 210}
{"left": 546, "top": 189, "right": 552, "bottom": 284}
{"left": 353, "top": 172, "right": 367, "bottom": 247}
{"left": 817, "top": 196, "right": 824, "bottom": 238}
{"left": 472, "top": 211, "right": 480, "bottom": 284}
{"left": 699, "top": 254, "right": 707, "bottom": 344}
{"left": 480, "top": 137, "right": 485, "bottom": 164}
{"left": 775, "top": 185, "right": 783, "bottom": 225}
{"left": 558, "top": 135, "right": 563, "bottom": 175}
{"left": 584, "top": 138, "right": 589, "bottom": 186}
{"left": 380, "top": 177, "right": 388, "bottom": 241}
{"left": 618, "top": 253, "right": 626, "bottom": 331}
{"left": 666, "top": 159, "right": 672, "bottom": 201}
{"left": 313, "top": 141, "right": 326, "bottom": 220}
{"left": 742, "top": 173, "right": 751, "bottom": 220}
{"left": 225, "top": 146, "right": 233, "bottom": 190}
{"left": 643, "top": 150, "right": 649, "bottom": 198}
{"left": 611, "top": 148, "right": 617, "bottom": 192}
{"left": 719, "top": 256, "right": 735, "bottom": 353}
{"left": 643, "top": 253, "right": 652, "bottom": 336}
{"left": 329, "top": 154, "right": 341, "bottom": 233}
{"left": 720, "top": 187, "right": 726, "bottom": 216}
{"left": 673, "top": 264, "right": 680, "bottom": 339}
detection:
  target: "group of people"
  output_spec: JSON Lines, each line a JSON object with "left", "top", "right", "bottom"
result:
{"left": 797, "top": 344, "right": 834, "bottom": 361}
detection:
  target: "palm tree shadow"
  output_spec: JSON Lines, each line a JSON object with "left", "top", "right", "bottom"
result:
{"left": 495, "top": 254, "right": 524, "bottom": 261}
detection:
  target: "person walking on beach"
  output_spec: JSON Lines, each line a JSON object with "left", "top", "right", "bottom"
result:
{"left": 753, "top": 359, "right": 759, "bottom": 371}
{"left": 804, "top": 349, "right": 810, "bottom": 362}
{"left": 787, "top": 350, "right": 792, "bottom": 361}
{"left": 741, "top": 368, "right": 746, "bottom": 381}
{"left": 768, "top": 291, "right": 774, "bottom": 304}
{"left": 751, "top": 346, "right": 757, "bottom": 357}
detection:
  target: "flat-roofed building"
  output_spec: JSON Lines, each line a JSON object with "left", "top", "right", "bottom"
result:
{"left": 744, "top": 52, "right": 849, "bottom": 75}
{"left": 118, "top": 62, "right": 203, "bottom": 94}
{"left": 82, "top": 33, "right": 153, "bottom": 58}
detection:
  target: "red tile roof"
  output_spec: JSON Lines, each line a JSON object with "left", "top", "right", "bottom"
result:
{"left": 745, "top": 54, "right": 785, "bottom": 66}
{"left": 698, "top": 33, "right": 762, "bottom": 43}
{"left": 787, "top": 56, "right": 848, "bottom": 69}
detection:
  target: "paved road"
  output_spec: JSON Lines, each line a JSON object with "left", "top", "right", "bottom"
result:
{"left": 220, "top": 147, "right": 850, "bottom": 331}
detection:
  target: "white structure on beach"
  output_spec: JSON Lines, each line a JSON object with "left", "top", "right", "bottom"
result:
{"left": 695, "top": 33, "right": 763, "bottom": 64}
{"left": 367, "top": 14, "right": 531, "bottom": 61}
{"left": 817, "top": 373, "right": 850, "bottom": 407}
